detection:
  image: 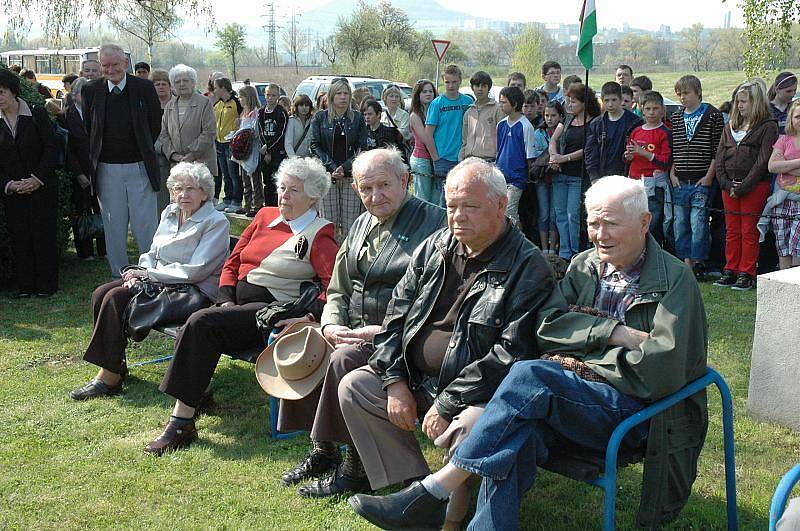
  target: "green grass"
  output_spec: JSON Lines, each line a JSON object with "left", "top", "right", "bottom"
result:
{"left": 639, "top": 71, "right": 748, "bottom": 109}
{"left": 0, "top": 247, "right": 795, "bottom": 530}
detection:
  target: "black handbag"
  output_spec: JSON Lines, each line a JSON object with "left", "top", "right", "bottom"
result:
{"left": 122, "top": 278, "right": 209, "bottom": 342}
{"left": 76, "top": 213, "right": 104, "bottom": 240}
{"left": 255, "top": 281, "right": 323, "bottom": 339}
{"left": 530, "top": 150, "right": 551, "bottom": 181}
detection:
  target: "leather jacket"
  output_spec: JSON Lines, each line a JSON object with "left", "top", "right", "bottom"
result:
{"left": 369, "top": 223, "right": 557, "bottom": 422}
{"left": 309, "top": 108, "right": 367, "bottom": 175}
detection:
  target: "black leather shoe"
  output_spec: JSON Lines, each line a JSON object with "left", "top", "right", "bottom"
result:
{"left": 144, "top": 419, "right": 198, "bottom": 456}
{"left": 349, "top": 481, "right": 447, "bottom": 531}
{"left": 282, "top": 449, "right": 341, "bottom": 486}
{"left": 69, "top": 377, "right": 123, "bottom": 400}
{"left": 297, "top": 464, "right": 370, "bottom": 498}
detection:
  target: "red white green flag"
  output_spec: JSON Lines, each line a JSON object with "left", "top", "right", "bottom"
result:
{"left": 577, "top": 0, "right": 597, "bottom": 70}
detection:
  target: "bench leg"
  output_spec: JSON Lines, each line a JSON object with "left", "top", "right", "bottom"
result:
{"left": 713, "top": 374, "right": 739, "bottom": 531}
{"left": 269, "top": 396, "right": 305, "bottom": 440}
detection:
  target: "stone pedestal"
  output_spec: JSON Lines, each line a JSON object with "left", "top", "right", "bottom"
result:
{"left": 747, "top": 268, "right": 800, "bottom": 430}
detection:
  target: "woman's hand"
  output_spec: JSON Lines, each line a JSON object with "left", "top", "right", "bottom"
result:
{"left": 332, "top": 166, "right": 345, "bottom": 178}
{"left": 122, "top": 278, "right": 139, "bottom": 289}
{"left": 122, "top": 268, "right": 147, "bottom": 282}
{"left": 16, "top": 177, "right": 42, "bottom": 194}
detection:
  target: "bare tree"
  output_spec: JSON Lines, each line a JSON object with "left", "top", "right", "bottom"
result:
{"left": 678, "top": 23, "right": 708, "bottom": 72}
{"left": 281, "top": 14, "right": 308, "bottom": 73}
{"left": 107, "top": 0, "right": 181, "bottom": 63}
{"left": 317, "top": 35, "right": 338, "bottom": 67}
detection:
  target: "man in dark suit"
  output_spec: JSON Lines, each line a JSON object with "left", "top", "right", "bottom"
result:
{"left": 82, "top": 43, "right": 162, "bottom": 277}
{"left": 58, "top": 76, "right": 106, "bottom": 260}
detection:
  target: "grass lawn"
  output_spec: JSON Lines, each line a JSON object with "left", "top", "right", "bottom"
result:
{"left": 0, "top": 244, "right": 797, "bottom": 530}
{"left": 639, "top": 71, "right": 748, "bottom": 109}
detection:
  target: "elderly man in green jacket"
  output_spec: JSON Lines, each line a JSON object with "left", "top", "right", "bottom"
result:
{"left": 349, "top": 174, "right": 709, "bottom": 530}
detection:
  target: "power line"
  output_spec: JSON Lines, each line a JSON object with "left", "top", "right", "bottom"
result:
{"left": 262, "top": 2, "right": 279, "bottom": 67}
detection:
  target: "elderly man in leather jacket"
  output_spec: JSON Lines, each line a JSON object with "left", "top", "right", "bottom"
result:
{"left": 278, "top": 147, "right": 446, "bottom": 496}
{"left": 349, "top": 175, "right": 708, "bottom": 531}
{"left": 337, "top": 157, "right": 556, "bottom": 529}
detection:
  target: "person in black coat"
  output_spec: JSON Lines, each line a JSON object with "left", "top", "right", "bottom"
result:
{"left": 81, "top": 43, "right": 162, "bottom": 278}
{"left": 57, "top": 76, "right": 106, "bottom": 260}
{"left": 0, "top": 68, "right": 60, "bottom": 297}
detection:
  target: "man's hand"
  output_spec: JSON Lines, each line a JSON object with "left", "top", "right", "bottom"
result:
{"left": 387, "top": 381, "right": 417, "bottom": 432}
{"left": 323, "top": 325, "right": 381, "bottom": 347}
{"left": 332, "top": 165, "right": 345, "bottom": 178}
{"left": 422, "top": 403, "right": 450, "bottom": 440}
{"left": 274, "top": 314, "right": 315, "bottom": 328}
{"left": 609, "top": 324, "right": 649, "bottom": 351}
{"left": 322, "top": 324, "right": 352, "bottom": 345}
{"left": 122, "top": 278, "right": 139, "bottom": 289}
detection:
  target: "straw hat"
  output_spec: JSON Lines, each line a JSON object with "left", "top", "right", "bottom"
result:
{"left": 255, "top": 321, "right": 333, "bottom": 400}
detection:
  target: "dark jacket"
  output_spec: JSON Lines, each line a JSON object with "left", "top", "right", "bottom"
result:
{"left": 81, "top": 74, "right": 162, "bottom": 190}
{"left": 0, "top": 102, "right": 58, "bottom": 190}
{"left": 537, "top": 235, "right": 709, "bottom": 527}
{"left": 715, "top": 117, "right": 779, "bottom": 197}
{"left": 309, "top": 109, "right": 368, "bottom": 175}
{"left": 369, "top": 223, "right": 557, "bottom": 422}
{"left": 257, "top": 104, "right": 288, "bottom": 158}
{"left": 322, "top": 195, "right": 446, "bottom": 329}
{"left": 584, "top": 109, "right": 643, "bottom": 181}
{"left": 670, "top": 103, "right": 724, "bottom": 181}
{"left": 57, "top": 104, "right": 93, "bottom": 181}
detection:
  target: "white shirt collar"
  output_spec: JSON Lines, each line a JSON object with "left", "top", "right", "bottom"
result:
{"left": 107, "top": 74, "right": 128, "bottom": 93}
{"left": 268, "top": 208, "right": 318, "bottom": 234}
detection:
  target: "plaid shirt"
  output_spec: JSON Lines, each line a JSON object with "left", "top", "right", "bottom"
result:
{"left": 592, "top": 251, "right": 647, "bottom": 324}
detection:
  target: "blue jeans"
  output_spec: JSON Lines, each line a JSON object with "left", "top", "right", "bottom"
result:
{"left": 552, "top": 173, "right": 582, "bottom": 259}
{"left": 534, "top": 181, "right": 556, "bottom": 232}
{"left": 642, "top": 173, "right": 672, "bottom": 247}
{"left": 451, "top": 360, "right": 648, "bottom": 531}
{"left": 215, "top": 141, "right": 242, "bottom": 204}
{"left": 410, "top": 156, "right": 435, "bottom": 204}
{"left": 673, "top": 181, "right": 711, "bottom": 261}
{"left": 431, "top": 158, "right": 458, "bottom": 208}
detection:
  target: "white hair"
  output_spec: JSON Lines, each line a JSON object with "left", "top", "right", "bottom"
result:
{"left": 273, "top": 157, "right": 331, "bottom": 201}
{"left": 585, "top": 175, "right": 648, "bottom": 218}
{"left": 98, "top": 43, "right": 127, "bottom": 61}
{"left": 446, "top": 157, "right": 507, "bottom": 200}
{"left": 351, "top": 147, "right": 408, "bottom": 184}
{"left": 167, "top": 162, "right": 215, "bottom": 199}
{"left": 169, "top": 64, "right": 198, "bottom": 86}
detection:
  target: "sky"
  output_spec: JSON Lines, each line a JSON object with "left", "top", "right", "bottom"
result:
{"left": 213, "top": 0, "right": 744, "bottom": 32}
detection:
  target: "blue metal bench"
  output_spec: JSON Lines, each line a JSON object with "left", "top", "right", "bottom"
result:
{"left": 770, "top": 463, "right": 800, "bottom": 530}
{"left": 542, "top": 367, "right": 738, "bottom": 530}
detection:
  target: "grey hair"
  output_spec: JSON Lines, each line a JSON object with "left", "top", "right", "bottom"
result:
{"left": 351, "top": 147, "right": 409, "bottom": 184}
{"left": 70, "top": 77, "right": 89, "bottom": 97}
{"left": 80, "top": 59, "right": 99, "bottom": 69}
{"left": 98, "top": 43, "right": 127, "bottom": 61}
{"left": 169, "top": 64, "right": 198, "bottom": 86}
{"left": 446, "top": 157, "right": 507, "bottom": 200}
{"left": 273, "top": 157, "right": 331, "bottom": 202}
{"left": 585, "top": 175, "right": 648, "bottom": 218}
{"left": 167, "top": 161, "right": 215, "bottom": 199}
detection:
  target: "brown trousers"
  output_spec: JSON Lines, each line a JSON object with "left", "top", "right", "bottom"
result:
{"left": 83, "top": 279, "right": 133, "bottom": 373}
{"left": 277, "top": 341, "right": 374, "bottom": 440}
{"left": 339, "top": 366, "right": 484, "bottom": 521}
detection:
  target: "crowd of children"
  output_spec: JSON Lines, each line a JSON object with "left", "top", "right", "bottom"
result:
{"left": 411, "top": 62, "right": 799, "bottom": 290}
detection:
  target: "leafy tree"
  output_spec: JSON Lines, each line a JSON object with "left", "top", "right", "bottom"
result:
{"left": 215, "top": 23, "right": 246, "bottom": 81}
{"left": 334, "top": 1, "right": 380, "bottom": 67}
{"left": 107, "top": 0, "right": 180, "bottom": 63}
{"left": 375, "top": 0, "right": 414, "bottom": 52}
{"left": 741, "top": 0, "right": 799, "bottom": 75}
{"left": 511, "top": 24, "right": 551, "bottom": 82}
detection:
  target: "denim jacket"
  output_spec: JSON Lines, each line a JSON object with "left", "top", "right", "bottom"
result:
{"left": 309, "top": 108, "right": 367, "bottom": 175}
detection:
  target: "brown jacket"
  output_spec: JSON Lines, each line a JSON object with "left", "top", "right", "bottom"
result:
{"left": 459, "top": 100, "right": 505, "bottom": 161}
{"left": 715, "top": 117, "right": 778, "bottom": 197}
{"left": 158, "top": 93, "right": 218, "bottom": 176}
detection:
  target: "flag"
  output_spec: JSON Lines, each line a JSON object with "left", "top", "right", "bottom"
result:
{"left": 577, "top": 0, "right": 597, "bottom": 70}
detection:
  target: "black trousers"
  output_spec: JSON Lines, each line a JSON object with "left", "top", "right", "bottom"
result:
{"left": 72, "top": 183, "right": 106, "bottom": 259}
{"left": 260, "top": 154, "right": 285, "bottom": 206}
{"left": 83, "top": 279, "right": 132, "bottom": 373}
{"left": 159, "top": 302, "right": 268, "bottom": 408}
{"left": 3, "top": 185, "right": 59, "bottom": 294}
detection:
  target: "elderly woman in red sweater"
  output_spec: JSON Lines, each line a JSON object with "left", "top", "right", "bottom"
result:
{"left": 146, "top": 156, "right": 338, "bottom": 456}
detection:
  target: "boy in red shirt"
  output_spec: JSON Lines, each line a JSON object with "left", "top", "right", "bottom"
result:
{"left": 625, "top": 90, "right": 672, "bottom": 245}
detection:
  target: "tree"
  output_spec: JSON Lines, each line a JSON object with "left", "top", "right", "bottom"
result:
{"left": 281, "top": 15, "right": 308, "bottom": 73}
{"left": 317, "top": 35, "right": 339, "bottom": 67}
{"left": 375, "top": 0, "right": 414, "bottom": 52}
{"left": 511, "top": 24, "right": 551, "bottom": 82}
{"left": 107, "top": 0, "right": 180, "bottom": 63}
{"left": 740, "top": 0, "right": 799, "bottom": 75}
{"left": 615, "top": 34, "right": 655, "bottom": 70}
{"left": 215, "top": 23, "right": 246, "bottom": 81}
{"left": 334, "top": 1, "right": 380, "bottom": 67}
{"left": 678, "top": 23, "right": 708, "bottom": 72}
{"left": 711, "top": 28, "right": 743, "bottom": 70}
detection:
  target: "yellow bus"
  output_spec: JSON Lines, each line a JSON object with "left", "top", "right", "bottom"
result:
{"left": 0, "top": 47, "right": 133, "bottom": 98}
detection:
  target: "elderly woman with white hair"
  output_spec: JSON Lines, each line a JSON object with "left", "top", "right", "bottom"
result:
{"left": 70, "top": 161, "right": 230, "bottom": 401}
{"left": 142, "top": 156, "right": 340, "bottom": 456}
{"left": 158, "top": 64, "right": 217, "bottom": 200}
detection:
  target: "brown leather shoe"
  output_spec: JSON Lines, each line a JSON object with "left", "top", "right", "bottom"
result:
{"left": 144, "top": 419, "right": 198, "bottom": 456}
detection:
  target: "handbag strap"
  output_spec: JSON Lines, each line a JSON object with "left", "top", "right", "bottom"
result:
{"left": 294, "top": 119, "right": 312, "bottom": 153}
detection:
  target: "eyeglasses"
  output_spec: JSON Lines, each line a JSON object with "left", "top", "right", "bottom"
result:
{"left": 169, "top": 185, "right": 201, "bottom": 194}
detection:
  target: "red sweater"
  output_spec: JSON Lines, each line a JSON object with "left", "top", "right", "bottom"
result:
{"left": 220, "top": 207, "right": 338, "bottom": 302}
{"left": 627, "top": 123, "right": 672, "bottom": 179}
